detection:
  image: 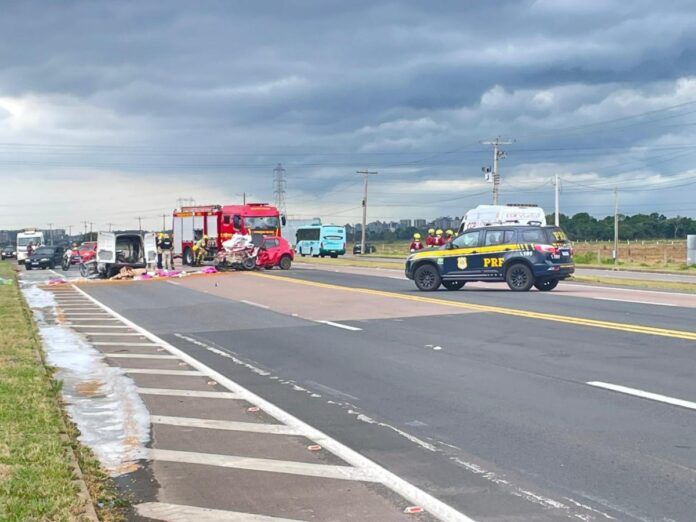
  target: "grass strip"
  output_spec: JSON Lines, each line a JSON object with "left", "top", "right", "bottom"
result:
{"left": 570, "top": 275, "right": 696, "bottom": 294}
{"left": 298, "top": 256, "right": 696, "bottom": 293}
{"left": 0, "top": 261, "right": 125, "bottom": 521}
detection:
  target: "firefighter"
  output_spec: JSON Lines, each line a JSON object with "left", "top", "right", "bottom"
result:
{"left": 194, "top": 235, "right": 209, "bottom": 265}
{"left": 409, "top": 233, "right": 424, "bottom": 252}
{"left": 435, "top": 229, "right": 445, "bottom": 246}
{"left": 160, "top": 233, "right": 174, "bottom": 270}
{"left": 156, "top": 233, "right": 164, "bottom": 269}
{"left": 425, "top": 228, "right": 436, "bottom": 247}
{"left": 445, "top": 229, "right": 454, "bottom": 243}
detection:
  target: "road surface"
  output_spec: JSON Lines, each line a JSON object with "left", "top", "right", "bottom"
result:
{"left": 21, "top": 264, "right": 696, "bottom": 521}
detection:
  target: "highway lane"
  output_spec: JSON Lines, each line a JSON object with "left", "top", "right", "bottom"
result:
{"left": 282, "top": 265, "right": 696, "bottom": 332}
{"left": 343, "top": 254, "right": 696, "bottom": 284}
{"left": 82, "top": 272, "right": 696, "bottom": 521}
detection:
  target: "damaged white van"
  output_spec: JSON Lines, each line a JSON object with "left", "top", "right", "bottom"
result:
{"left": 93, "top": 231, "right": 158, "bottom": 278}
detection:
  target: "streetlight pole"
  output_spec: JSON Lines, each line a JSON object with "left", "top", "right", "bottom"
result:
{"left": 356, "top": 170, "right": 378, "bottom": 255}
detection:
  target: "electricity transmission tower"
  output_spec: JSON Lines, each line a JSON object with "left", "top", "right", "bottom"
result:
{"left": 481, "top": 137, "right": 513, "bottom": 205}
{"left": 273, "top": 163, "right": 287, "bottom": 217}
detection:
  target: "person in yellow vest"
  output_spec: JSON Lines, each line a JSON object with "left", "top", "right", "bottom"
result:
{"left": 194, "top": 235, "right": 209, "bottom": 265}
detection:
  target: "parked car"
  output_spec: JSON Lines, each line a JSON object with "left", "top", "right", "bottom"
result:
{"left": 352, "top": 243, "right": 376, "bottom": 254}
{"left": 405, "top": 225, "right": 574, "bottom": 292}
{"left": 256, "top": 235, "right": 294, "bottom": 270}
{"left": 76, "top": 241, "right": 97, "bottom": 262}
{"left": 26, "top": 245, "right": 64, "bottom": 270}
{"left": 1, "top": 245, "right": 16, "bottom": 260}
{"left": 92, "top": 231, "right": 157, "bottom": 278}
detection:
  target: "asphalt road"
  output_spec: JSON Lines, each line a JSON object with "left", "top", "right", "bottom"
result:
{"left": 81, "top": 267, "right": 696, "bottom": 521}
{"left": 345, "top": 254, "right": 696, "bottom": 283}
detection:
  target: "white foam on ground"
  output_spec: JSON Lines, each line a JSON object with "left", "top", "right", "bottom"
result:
{"left": 21, "top": 284, "right": 150, "bottom": 476}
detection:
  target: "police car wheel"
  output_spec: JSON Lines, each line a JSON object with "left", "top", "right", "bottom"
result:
{"left": 442, "top": 280, "right": 465, "bottom": 291}
{"left": 533, "top": 278, "right": 559, "bottom": 291}
{"left": 506, "top": 263, "right": 534, "bottom": 291}
{"left": 414, "top": 264, "right": 441, "bottom": 291}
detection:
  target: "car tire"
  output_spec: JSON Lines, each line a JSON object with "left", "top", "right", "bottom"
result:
{"left": 442, "top": 280, "right": 466, "bottom": 291}
{"left": 506, "top": 263, "right": 534, "bottom": 291}
{"left": 279, "top": 255, "right": 292, "bottom": 270}
{"left": 534, "top": 279, "right": 559, "bottom": 291}
{"left": 183, "top": 248, "right": 194, "bottom": 266}
{"left": 25, "top": 265, "right": 32, "bottom": 271}
{"left": 413, "top": 264, "right": 441, "bottom": 291}
{"left": 330, "top": 254, "right": 338, "bottom": 258}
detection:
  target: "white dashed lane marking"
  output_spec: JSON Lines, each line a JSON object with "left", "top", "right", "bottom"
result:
{"left": 587, "top": 381, "right": 696, "bottom": 411}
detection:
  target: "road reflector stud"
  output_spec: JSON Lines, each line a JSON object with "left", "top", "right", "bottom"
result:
{"left": 178, "top": 362, "right": 187, "bottom": 366}
{"left": 404, "top": 506, "right": 424, "bottom": 514}
{"left": 207, "top": 380, "right": 217, "bottom": 386}
{"left": 247, "top": 406, "right": 260, "bottom": 413}
{"left": 307, "top": 444, "right": 322, "bottom": 451}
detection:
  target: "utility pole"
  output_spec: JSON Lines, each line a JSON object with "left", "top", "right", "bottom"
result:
{"left": 47, "top": 223, "right": 53, "bottom": 245}
{"left": 82, "top": 220, "right": 89, "bottom": 238}
{"left": 481, "top": 137, "right": 512, "bottom": 205}
{"left": 66, "top": 225, "right": 72, "bottom": 238}
{"left": 243, "top": 192, "right": 246, "bottom": 205}
{"left": 89, "top": 222, "right": 94, "bottom": 238}
{"left": 613, "top": 187, "right": 619, "bottom": 268}
{"left": 553, "top": 174, "right": 561, "bottom": 227}
{"left": 356, "top": 170, "right": 378, "bottom": 255}
{"left": 160, "top": 214, "right": 168, "bottom": 231}
{"left": 106, "top": 223, "right": 115, "bottom": 232}
{"left": 273, "top": 163, "right": 287, "bottom": 217}
{"left": 136, "top": 217, "right": 143, "bottom": 233}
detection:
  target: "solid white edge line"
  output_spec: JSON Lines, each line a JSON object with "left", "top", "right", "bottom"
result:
{"left": 138, "top": 388, "right": 241, "bottom": 399}
{"left": 586, "top": 381, "right": 696, "bottom": 411}
{"left": 150, "top": 448, "right": 377, "bottom": 482}
{"left": 240, "top": 299, "right": 270, "bottom": 309}
{"left": 72, "top": 284, "right": 474, "bottom": 522}
{"left": 151, "top": 415, "right": 299, "bottom": 434}
{"left": 316, "top": 320, "right": 362, "bottom": 331}
{"left": 136, "top": 501, "right": 304, "bottom": 522}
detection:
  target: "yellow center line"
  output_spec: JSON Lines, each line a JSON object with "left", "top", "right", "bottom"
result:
{"left": 249, "top": 272, "right": 696, "bottom": 341}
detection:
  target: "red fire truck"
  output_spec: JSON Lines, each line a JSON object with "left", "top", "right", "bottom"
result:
{"left": 173, "top": 203, "right": 285, "bottom": 265}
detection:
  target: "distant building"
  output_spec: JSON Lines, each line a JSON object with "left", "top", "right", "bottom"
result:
{"left": 399, "top": 219, "right": 412, "bottom": 228}
{"left": 413, "top": 219, "right": 426, "bottom": 228}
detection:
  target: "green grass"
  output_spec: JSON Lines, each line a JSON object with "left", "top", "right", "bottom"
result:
{"left": 0, "top": 261, "right": 123, "bottom": 521}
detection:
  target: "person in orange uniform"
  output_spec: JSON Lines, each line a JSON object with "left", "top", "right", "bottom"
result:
{"left": 434, "top": 229, "right": 445, "bottom": 246}
{"left": 425, "top": 228, "right": 437, "bottom": 247}
{"left": 409, "top": 233, "right": 424, "bottom": 252}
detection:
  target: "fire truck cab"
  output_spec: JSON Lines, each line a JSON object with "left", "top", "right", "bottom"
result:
{"left": 173, "top": 203, "right": 285, "bottom": 265}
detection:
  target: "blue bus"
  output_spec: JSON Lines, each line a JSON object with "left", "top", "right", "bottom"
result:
{"left": 295, "top": 224, "right": 346, "bottom": 258}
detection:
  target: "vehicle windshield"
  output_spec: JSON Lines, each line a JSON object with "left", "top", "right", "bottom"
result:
{"left": 34, "top": 247, "right": 54, "bottom": 255}
{"left": 80, "top": 243, "right": 97, "bottom": 250}
{"left": 245, "top": 216, "right": 280, "bottom": 230}
{"left": 18, "top": 237, "right": 41, "bottom": 246}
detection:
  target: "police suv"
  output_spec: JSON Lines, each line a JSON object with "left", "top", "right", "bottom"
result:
{"left": 405, "top": 225, "right": 574, "bottom": 292}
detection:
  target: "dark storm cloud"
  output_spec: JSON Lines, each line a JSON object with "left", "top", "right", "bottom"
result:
{"left": 2, "top": 0, "right": 696, "bottom": 227}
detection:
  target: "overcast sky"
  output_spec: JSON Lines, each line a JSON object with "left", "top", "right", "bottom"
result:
{"left": 2, "top": 0, "right": 696, "bottom": 231}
